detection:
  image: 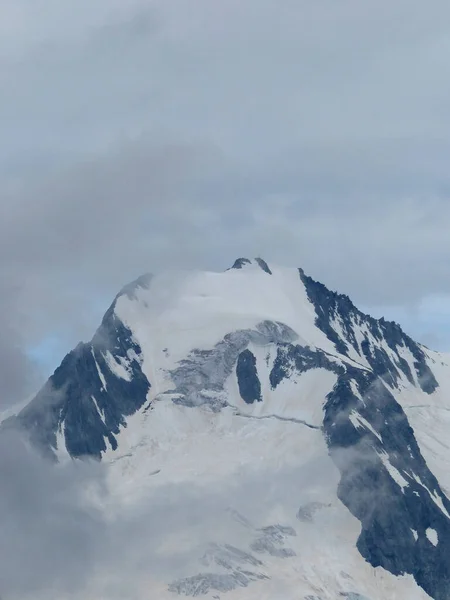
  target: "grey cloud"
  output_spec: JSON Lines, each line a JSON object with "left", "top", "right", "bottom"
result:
{"left": 0, "top": 136, "right": 219, "bottom": 406}
{"left": 1, "top": 2, "right": 450, "bottom": 387}
{"left": 0, "top": 430, "right": 105, "bottom": 598}
{"left": 0, "top": 425, "right": 331, "bottom": 599}
{"left": 0, "top": 286, "right": 37, "bottom": 406}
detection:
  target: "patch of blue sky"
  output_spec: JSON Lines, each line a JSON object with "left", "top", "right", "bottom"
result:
{"left": 364, "top": 294, "right": 450, "bottom": 352}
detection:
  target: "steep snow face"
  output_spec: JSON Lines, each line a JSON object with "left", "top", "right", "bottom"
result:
{"left": 4, "top": 257, "right": 450, "bottom": 600}
{"left": 113, "top": 260, "right": 339, "bottom": 385}
{"left": 393, "top": 349, "right": 450, "bottom": 497}
{"left": 102, "top": 401, "right": 431, "bottom": 600}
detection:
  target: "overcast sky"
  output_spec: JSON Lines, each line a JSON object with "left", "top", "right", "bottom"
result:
{"left": 3, "top": 4, "right": 450, "bottom": 599}
{"left": 2, "top": 0, "right": 450, "bottom": 405}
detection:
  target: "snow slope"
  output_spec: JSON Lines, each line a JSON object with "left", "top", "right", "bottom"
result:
{"left": 98, "top": 400, "right": 430, "bottom": 600}
{"left": 395, "top": 349, "right": 450, "bottom": 497}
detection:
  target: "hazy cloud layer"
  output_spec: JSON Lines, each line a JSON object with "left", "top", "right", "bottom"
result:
{"left": 0, "top": 426, "right": 334, "bottom": 600}
{"left": 2, "top": 0, "right": 450, "bottom": 399}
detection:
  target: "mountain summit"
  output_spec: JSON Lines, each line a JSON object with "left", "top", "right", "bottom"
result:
{"left": 5, "top": 259, "right": 450, "bottom": 599}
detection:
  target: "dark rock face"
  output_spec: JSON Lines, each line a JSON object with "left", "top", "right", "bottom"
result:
{"left": 323, "top": 368, "right": 450, "bottom": 600}
{"left": 298, "top": 268, "right": 438, "bottom": 394}
{"left": 270, "top": 344, "right": 341, "bottom": 389}
{"left": 254, "top": 258, "right": 272, "bottom": 274}
{"left": 168, "top": 321, "right": 297, "bottom": 411}
{"left": 4, "top": 296, "right": 151, "bottom": 460}
{"left": 236, "top": 349, "right": 262, "bottom": 404}
{"left": 231, "top": 257, "right": 252, "bottom": 270}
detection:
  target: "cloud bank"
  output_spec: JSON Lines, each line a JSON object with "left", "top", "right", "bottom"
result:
{"left": 1, "top": 3, "right": 450, "bottom": 389}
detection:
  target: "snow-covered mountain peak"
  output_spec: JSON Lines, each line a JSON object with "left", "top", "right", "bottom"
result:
{"left": 111, "top": 261, "right": 333, "bottom": 363}
{"left": 4, "top": 261, "right": 450, "bottom": 600}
